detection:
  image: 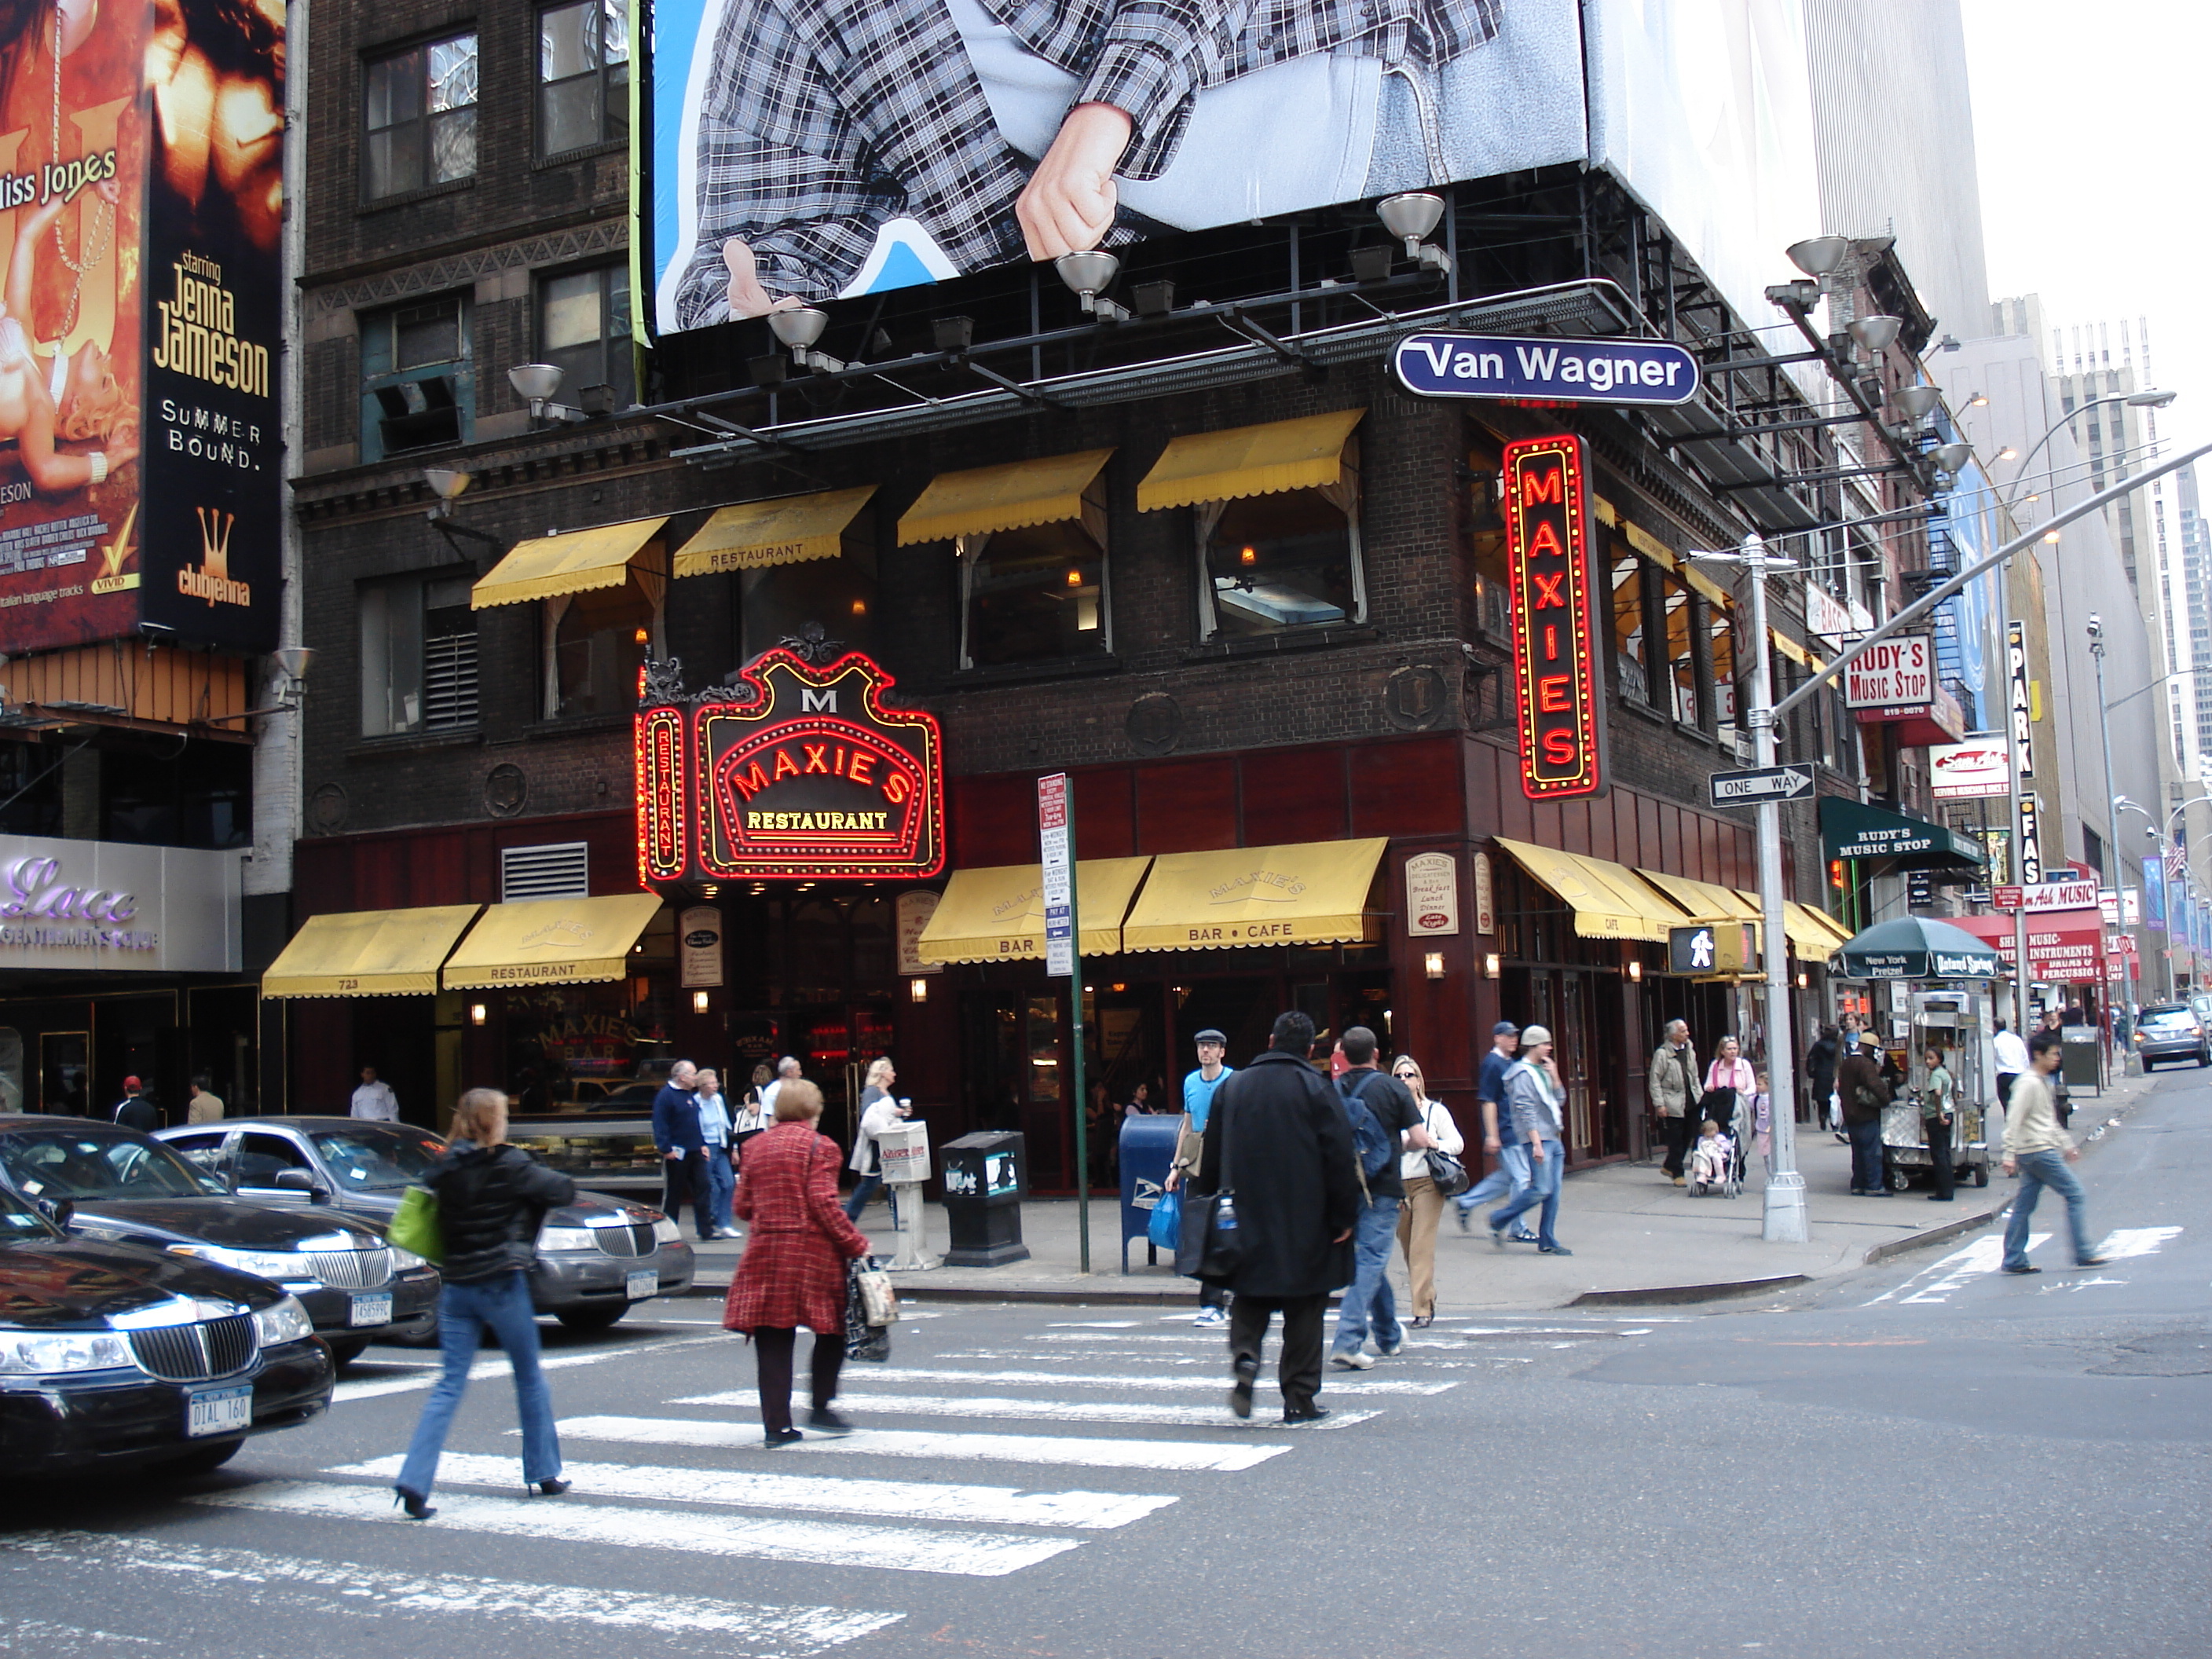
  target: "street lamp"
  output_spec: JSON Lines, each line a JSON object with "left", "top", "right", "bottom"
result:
{"left": 2000, "top": 389, "right": 2177, "bottom": 510}
{"left": 2122, "top": 791, "right": 2212, "bottom": 999}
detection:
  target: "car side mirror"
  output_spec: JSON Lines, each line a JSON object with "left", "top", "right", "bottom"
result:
{"left": 35, "top": 1196, "right": 75, "bottom": 1231}
{"left": 273, "top": 1170, "right": 331, "bottom": 1203}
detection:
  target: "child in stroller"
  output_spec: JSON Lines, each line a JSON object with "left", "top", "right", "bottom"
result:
{"left": 1686, "top": 1118, "right": 1741, "bottom": 1197}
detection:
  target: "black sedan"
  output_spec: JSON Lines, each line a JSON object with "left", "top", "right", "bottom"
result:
{"left": 156, "top": 1117, "right": 695, "bottom": 1331}
{"left": 0, "top": 1182, "right": 333, "bottom": 1479}
{"left": 0, "top": 1115, "right": 440, "bottom": 1365}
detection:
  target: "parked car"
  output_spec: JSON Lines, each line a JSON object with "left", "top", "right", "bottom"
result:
{"left": 0, "top": 1115, "right": 440, "bottom": 1365}
{"left": 0, "top": 1180, "right": 334, "bottom": 1479}
{"left": 156, "top": 1117, "right": 696, "bottom": 1331}
{"left": 2133, "top": 1003, "right": 2210, "bottom": 1069}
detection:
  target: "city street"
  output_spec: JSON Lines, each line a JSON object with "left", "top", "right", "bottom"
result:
{"left": 6, "top": 1073, "right": 2204, "bottom": 1659}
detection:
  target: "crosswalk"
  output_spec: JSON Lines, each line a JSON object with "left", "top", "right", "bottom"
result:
{"left": 1865, "top": 1225, "right": 2185, "bottom": 1306}
{"left": 15, "top": 1302, "right": 1448, "bottom": 1655}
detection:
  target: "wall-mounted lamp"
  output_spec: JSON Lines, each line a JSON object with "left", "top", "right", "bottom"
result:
{"left": 1483, "top": 952, "right": 1502, "bottom": 979}
{"left": 1053, "top": 251, "right": 1129, "bottom": 320}
{"left": 909, "top": 977, "right": 930, "bottom": 1004}
{"left": 1796, "top": 972, "right": 1810, "bottom": 990}
{"left": 1628, "top": 960, "right": 1643, "bottom": 983}
{"left": 691, "top": 991, "right": 711, "bottom": 1014}
{"left": 1423, "top": 951, "right": 1445, "bottom": 980}
{"left": 768, "top": 306, "right": 845, "bottom": 372}
{"left": 469, "top": 1003, "right": 487, "bottom": 1027}
{"left": 508, "top": 362, "right": 609, "bottom": 425}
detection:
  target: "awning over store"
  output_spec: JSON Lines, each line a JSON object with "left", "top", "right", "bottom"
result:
{"left": 1818, "top": 796, "right": 1986, "bottom": 872}
{"left": 672, "top": 487, "right": 876, "bottom": 578}
{"left": 471, "top": 517, "right": 668, "bottom": 608}
{"left": 1493, "top": 840, "right": 1679, "bottom": 943}
{"left": 896, "top": 449, "right": 1114, "bottom": 546}
{"left": 1948, "top": 910, "right": 2105, "bottom": 982}
{"left": 1135, "top": 408, "right": 1364, "bottom": 511}
{"left": 1760, "top": 899, "right": 1851, "bottom": 959}
{"left": 1122, "top": 839, "right": 1387, "bottom": 952}
{"left": 262, "top": 905, "right": 483, "bottom": 998}
{"left": 914, "top": 858, "right": 1154, "bottom": 963}
{"left": 1636, "top": 870, "right": 1760, "bottom": 925}
{"left": 441, "top": 894, "right": 664, "bottom": 990}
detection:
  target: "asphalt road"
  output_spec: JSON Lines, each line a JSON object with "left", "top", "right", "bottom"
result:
{"left": 5, "top": 1071, "right": 2207, "bottom": 1659}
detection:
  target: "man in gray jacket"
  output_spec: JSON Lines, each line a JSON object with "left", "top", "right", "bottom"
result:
{"left": 1485, "top": 1024, "right": 1570, "bottom": 1254}
{"left": 1648, "top": 1020, "right": 1701, "bottom": 1187}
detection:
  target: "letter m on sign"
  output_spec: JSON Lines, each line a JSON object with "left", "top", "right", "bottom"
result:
{"left": 1503, "top": 434, "right": 1605, "bottom": 802}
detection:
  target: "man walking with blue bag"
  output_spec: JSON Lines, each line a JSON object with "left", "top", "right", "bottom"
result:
{"left": 1329, "top": 1026, "right": 1431, "bottom": 1371}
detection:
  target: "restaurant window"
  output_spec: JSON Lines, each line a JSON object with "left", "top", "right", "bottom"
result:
{"left": 363, "top": 33, "right": 478, "bottom": 200}
{"left": 538, "top": 265, "right": 635, "bottom": 409}
{"left": 958, "top": 518, "right": 1108, "bottom": 668}
{"left": 539, "top": 0, "right": 628, "bottom": 156}
{"left": 1659, "top": 566, "right": 1701, "bottom": 726}
{"left": 1196, "top": 481, "right": 1362, "bottom": 639}
{"left": 361, "top": 571, "right": 478, "bottom": 735}
{"left": 742, "top": 516, "right": 878, "bottom": 662}
{"left": 1466, "top": 427, "right": 1509, "bottom": 638}
{"left": 1710, "top": 613, "right": 1738, "bottom": 740}
{"left": 1610, "top": 544, "right": 1657, "bottom": 709}
{"left": 547, "top": 579, "right": 659, "bottom": 719}
{"left": 360, "top": 295, "right": 471, "bottom": 459}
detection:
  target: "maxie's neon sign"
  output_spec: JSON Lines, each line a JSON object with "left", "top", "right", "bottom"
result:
{"left": 1503, "top": 433, "right": 1604, "bottom": 800}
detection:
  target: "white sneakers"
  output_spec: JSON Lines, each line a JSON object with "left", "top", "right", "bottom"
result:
{"left": 1194, "top": 1306, "right": 1228, "bottom": 1328}
{"left": 1329, "top": 1350, "right": 1377, "bottom": 1371}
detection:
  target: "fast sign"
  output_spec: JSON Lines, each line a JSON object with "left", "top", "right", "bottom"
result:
{"left": 1503, "top": 433, "right": 1604, "bottom": 801}
{"left": 1392, "top": 334, "right": 1699, "bottom": 405}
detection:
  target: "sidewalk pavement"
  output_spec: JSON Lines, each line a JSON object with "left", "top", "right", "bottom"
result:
{"left": 677, "top": 1071, "right": 2155, "bottom": 1312}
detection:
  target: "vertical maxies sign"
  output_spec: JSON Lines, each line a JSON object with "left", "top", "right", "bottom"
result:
{"left": 1503, "top": 433, "right": 1604, "bottom": 800}
{"left": 0, "top": 0, "right": 283, "bottom": 656}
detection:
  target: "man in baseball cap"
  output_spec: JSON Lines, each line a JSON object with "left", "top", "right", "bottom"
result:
{"left": 1170, "top": 1027, "right": 1236, "bottom": 1326}
{"left": 1486, "top": 1024, "right": 1571, "bottom": 1254}
{"left": 112, "top": 1076, "right": 159, "bottom": 1133}
{"left": 1455, "top": 1020, "right": 1537, "bottom": 1238}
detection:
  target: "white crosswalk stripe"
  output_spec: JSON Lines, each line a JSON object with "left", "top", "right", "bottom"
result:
{"left": 555, "top": 1414, "right": 1292, "bottom": 1470}
{"left": 671, "top": 1388, "right": 1382, "bottom": 1429}
{"left": 2089, "top": 1226, "right": 2183, "bottom": 1259}
{"left": 859, "top": 1364, "right": 1454, "bottom": 1395}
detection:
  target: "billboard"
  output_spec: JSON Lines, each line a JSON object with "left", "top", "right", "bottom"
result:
{"left": 0, "top": 0, "right": 284, "bottom": 656}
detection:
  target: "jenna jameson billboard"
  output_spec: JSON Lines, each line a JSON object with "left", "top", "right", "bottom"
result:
{"left": 0, "top": 0, "right": 283, "bottom": 655}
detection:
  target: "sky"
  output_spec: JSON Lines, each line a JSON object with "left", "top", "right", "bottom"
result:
{"left": 1961, "top": 0, "right": 2212, "bottom": 463}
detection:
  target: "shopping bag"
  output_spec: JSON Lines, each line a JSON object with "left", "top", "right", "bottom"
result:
{"left": 1147, "top": 1187, "right": 1182, "bottom": 1251}
{"left": 844, "top": 1257, "right": 892, "bottom": 1361}
{"left": 386, "top": 1186, "right": 443, "bottom": 1263}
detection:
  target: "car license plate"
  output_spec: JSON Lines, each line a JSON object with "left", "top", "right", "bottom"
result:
{"left": 624, "top": 1269, "right": 657, "bottom": 1301}
{"left": 350, "top": 1292, "right": 394, "bottom": 1327}
{"left": 187, "top": 1383, "right": 254, "bottom": 1438}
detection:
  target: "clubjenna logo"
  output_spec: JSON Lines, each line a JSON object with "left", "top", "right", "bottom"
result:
{"left": 176, "top": 506, "right": 251, "bottom": 607}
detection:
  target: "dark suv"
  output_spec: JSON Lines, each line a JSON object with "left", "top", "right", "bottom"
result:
{"left": 2133, "top": 1004, "right": 2210, "bottom": 1070}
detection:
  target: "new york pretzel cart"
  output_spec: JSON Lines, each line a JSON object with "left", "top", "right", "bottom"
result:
{"left": 1837, "top": 917, "right": 1998, "bottom": 1192}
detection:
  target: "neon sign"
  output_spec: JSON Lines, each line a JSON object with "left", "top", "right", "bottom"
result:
{"left": 1503, "top": 433, "right": 1603, "bottom": 800}
{"left": 634, "top": 649, "right": 945, "bottom": 882}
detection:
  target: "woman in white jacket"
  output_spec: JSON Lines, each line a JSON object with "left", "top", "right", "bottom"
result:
{"left": 844, "top": 1057, "right": 909, "bottom": 1225}
{"left": 1390, "top": 1055, "right": 1465, "bottom": 1328}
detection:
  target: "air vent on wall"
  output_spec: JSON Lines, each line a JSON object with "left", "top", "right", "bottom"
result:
{"left": 500, "top": 842, "right": 589, "bottom": 902}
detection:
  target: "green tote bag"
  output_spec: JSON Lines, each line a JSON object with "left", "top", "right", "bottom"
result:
{"left": 386, "top": 1185, "right": 444, "bottom": 1263}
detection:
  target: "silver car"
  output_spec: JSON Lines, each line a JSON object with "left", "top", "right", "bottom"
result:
{"left": 157, "top": 1118, "right": 696, "bottom": 1331}
{"left": 2133, "top": 1004, "right": 2210, "bottom": 1070}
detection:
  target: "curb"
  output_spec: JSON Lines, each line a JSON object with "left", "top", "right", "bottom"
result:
{"left": 1567, "top": 1274, "right": 1810, "bottom": 1308}
{"left": 1860, "top": 1201, "right": 2008, "bottom": 1265}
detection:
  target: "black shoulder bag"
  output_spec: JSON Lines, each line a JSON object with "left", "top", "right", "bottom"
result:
{"left": 1174, "top": 1086, "right": 1242, "bottom": 1280}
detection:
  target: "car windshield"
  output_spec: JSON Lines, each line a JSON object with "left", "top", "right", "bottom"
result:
{"left": 0, "top": 1131, "right": 228, "bottom": 1201}
{"left": 309, "top": 1126, "right": 445, "bottom": 1191}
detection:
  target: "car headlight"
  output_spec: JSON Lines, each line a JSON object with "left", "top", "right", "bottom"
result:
{"left": 251, "top": 1296, "right": 314, "bottom": 1348}
{"left": 651, "top": 1218, "right": 681, "bottom": 1244}
{"left": 169, "top": 1243, "right": 309, "bottom": 1280}
{"left": 388, "top": 1246, "right": 431, "bottom": 1270}
{"left": 537, "top": 1225, "right": 596, "bottom": 1252}
{"left": 0, "top": 1329, "right": 135, "bottom": 1375}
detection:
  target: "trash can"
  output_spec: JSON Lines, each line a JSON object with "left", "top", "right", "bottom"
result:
{"left": 1118, "top": 1115, "right": 1181, "bottom": 1273}
{"left": 940, "top": 1130, "right": 1030, "bottom": 1267}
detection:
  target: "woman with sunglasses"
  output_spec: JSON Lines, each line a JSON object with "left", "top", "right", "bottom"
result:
{"left": 1390, "top": 1056, "right": 1463, "bottom": 1328}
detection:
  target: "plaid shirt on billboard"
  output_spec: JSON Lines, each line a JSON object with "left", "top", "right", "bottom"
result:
{"left": 672, "top": 0, "right": 1500, "bottom": 328}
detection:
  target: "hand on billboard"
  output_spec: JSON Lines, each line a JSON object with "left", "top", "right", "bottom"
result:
{"left": 721, "top": 239, "right": 804, "bottom": 321}
{"left": 1018, "top": 102, "right": 1130, "bottom": 261}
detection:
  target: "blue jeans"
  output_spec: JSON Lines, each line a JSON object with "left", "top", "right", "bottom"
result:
{"left": 703, "top": 1146, "right": 735, "bottom": 1231}
{"left": 397, "top": 1270, "right": 560, "bottom": 1498}
{"left": 1490, "top": 1138, "right": 1563, "bottom": 1247}
{"left": 1848, "top": 1119, "right": 1888, "bottom": 1192}
{"left": 2003, "top": 1148, "right": 2095, "bottom": 1268}
{"left": 1332, "top": 1194, "right": 1402, "bottom": 1356}
{"left": 843, "top": 1172, "right": 899, "bottom": 1228}
{"left": 1457, "top": 1142, "right": 1530, "bottom": 1212}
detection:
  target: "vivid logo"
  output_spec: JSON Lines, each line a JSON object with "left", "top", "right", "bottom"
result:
{"left": 1503, "top": 434, "right": 1603, "bottom": 800}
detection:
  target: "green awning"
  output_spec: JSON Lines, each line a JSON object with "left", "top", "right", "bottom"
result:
{"left": 1818, "top": 797, "right": 1986, "bottom": 872}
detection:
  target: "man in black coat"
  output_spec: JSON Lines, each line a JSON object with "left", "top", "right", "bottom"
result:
{"left": 1197, "top": 1010, "right": 1360, "bottom": 1425}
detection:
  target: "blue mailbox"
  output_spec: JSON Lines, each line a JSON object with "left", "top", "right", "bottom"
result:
{"left": 1118, "top": 1114, "right": 1181, "bottom": 1273}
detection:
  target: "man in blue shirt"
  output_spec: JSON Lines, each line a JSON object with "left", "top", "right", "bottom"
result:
{"left": 651, "top": 1060, "right": 710, "bottom": 1240}
{"left": 1169, "top": 1028, "right": 1234, "bottom": 1327}
{"left": 1455, "top": 1021, "right": 1537, "bottom": 1240}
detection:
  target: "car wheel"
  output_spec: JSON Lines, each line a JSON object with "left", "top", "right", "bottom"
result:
{"left": 1888, "top": 1167, "right": 1912, "bottom": 1193}
{"left": 156, "top": 1440, "right": 243, "bottom": 1478}
{"left": 555, "top": 1305, "right": 629, "bottom": 1333}
{"left": 324, "top": 1337, "right": 371, "bottom": 1368}
{"left": 1972, "top": 1163, "right": 1990, "bottom": 1188}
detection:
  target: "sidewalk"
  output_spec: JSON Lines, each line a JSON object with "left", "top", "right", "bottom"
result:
{"left": 679, "top": 1071, "right": 2156, "bottom": 1311}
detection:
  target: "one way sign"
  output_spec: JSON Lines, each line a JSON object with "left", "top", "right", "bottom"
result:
{"left": 1708, "top": 764, "right": 1815, "bottom": 808}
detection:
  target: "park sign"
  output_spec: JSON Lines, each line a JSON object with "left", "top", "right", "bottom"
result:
{"left": 1392, "top": 334, "right": 1700, "bottom": 405}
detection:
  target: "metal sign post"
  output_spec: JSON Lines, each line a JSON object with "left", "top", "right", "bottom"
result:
{"left": 1039, "top": 773, "right": 1089, "bottom": 1273}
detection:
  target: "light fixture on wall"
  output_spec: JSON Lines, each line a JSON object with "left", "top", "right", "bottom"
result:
{"left": 910, "top": 977, "right": 930, "bottom": 1004}
{"left": 1423, "top": 951, "right": 1445, "bottom": 980}
{"left": 1628, "top": 960, "right": 1643, "bottom": 983}
{"left": 1376, "top": 192, "right": 1452, "bottom": 273}
{"left": 1483, "top": 952, "right": 1501, "bottom": 979}
{"left": 469, "top": 1003, "right": 487, "bottom": 1027}
{"left": 691, "top": 991, "right": 711, "bottom": 1014}
{"left": 1053, "top": 251, "right": 1129, "bottom": 320}
{"left": 508, "top": 361, "right": 604, "bottom": 425}
{"left": 767, "top": 306, "right": 845, "bottom": 372}
{"left": 1796, "top": 972, "right": 1809, "bottom": 990}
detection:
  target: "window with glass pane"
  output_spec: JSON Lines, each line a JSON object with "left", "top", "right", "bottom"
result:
{"left": 959, "top": 521, "right": 1108, "bottom": 668}
{"left": 1198, "top": 489, "right": 1361, "bottom": 639}
{"left": 1610, "top": 546, "right": 1650, "bottom": 705}
{"left": 539, "top": 0, "right": 628, "bottom": 156}
{"left": 1465, "top": 449, "right": 1509, "bottom": 639}
{"left": 360, "top": 295, "right": 471, "bottom": 458}
{"left": 539, "top": 265, "right": 634, "bottom": 406}
{"left": 1710, "top": 617, "right": 1738, "bottom": 734}
{"left": 551, "top": 584, "right": 655, "bottom": 718}
{"left": 361, "top": 572, "right": 478, "bottom": 736}
{"left": 364, "top": 35, "right": 477, "bottom": 198}
{"left": 1661, "top": 569, "right": 1699, "bottom": 725}
{"left": 741, "top": 537, "right": 877, "bottom": 663}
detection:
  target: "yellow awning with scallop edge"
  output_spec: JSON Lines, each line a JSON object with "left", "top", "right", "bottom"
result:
{"left": 896, "top": 449, "right": 1114, "bottom": 546}
{"left": 262, "top": 906, "right": 484, "bottom": 998}
{"left": 1776, "top": 899, "right": 1850, "bottom": 958}
{"left": 915, "top": 858, "right": 1154, "bottom": 963}
{"left": 441, "top": 895, "right": 664, "bottom": 990}
{"left": 471, "top": 517, "right": 667, "bottom": 607}
{"left": 672, "top": 487, "right": 877, "bottom": 577}
{"left": 1137, "top": 408, "right": 1364, "bottom": 511}
{"left": 1120, "top": 839, "right": 1386, "bottom": 952}
{"left": 1493, "top": 840, "right": 1679, "bottom": 943}
{"left": 1637, "top": 870, "right": 1763, "bottom": 925}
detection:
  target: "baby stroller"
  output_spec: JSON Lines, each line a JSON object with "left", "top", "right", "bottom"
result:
{"left": 1686, "top": 1130, "right": 1742, "bottom": 1197}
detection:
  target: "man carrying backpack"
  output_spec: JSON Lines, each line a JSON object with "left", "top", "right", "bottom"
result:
{"left": 1329, "top": 1025, "right": 1431, "bottom": 1372}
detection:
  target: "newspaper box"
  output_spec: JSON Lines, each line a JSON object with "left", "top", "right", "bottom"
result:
{"left": 876, "top": 1122, "right": 931, "bottom": 1185}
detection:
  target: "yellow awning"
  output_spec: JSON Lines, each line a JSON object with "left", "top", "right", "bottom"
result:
{"left": 672, "top": 487, "right": 876, "bottom": 578}
{"left": 1493, "top": 840, "right": 1681, "bottom": 943}
{"left": 441, "top": 895, "right": 664, "bottom": 990}
{"left": 1637, "top": 870, "right": 1763, "bottom": 925}
{"left": 1121, "top": 839, "right": 1387, "bottom": 952}
{"left": 1782, "top": 900, "right": 1851, "bottom": 958}
{"left": 896, "top": 449, "right": 1114, "bottom": 546}
{"left": 471, "top": 517, "right": 668, "bottom": 608}
{"left": 262, "top": 905, "right": 483, "bottom": 998}
{"left": 1137, "top": 408, "right": 1365, "bottom": 512}
{"left": 915, "top": 858, "right": 1154, "bottom": 964}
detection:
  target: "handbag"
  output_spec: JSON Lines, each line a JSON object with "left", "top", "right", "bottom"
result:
{"left": 844, "top": 1257, "right": 892, "bottom": 1362}
{"left": 1147, "top": 1186, "right": 1182, "bottom": 1251}
{"left": 1174, "top": 1089, "right": 1242, "bottom": 1280}
{"left": 1415, "top": 1099, "right": 1470, "bottom": 1196}
{"left": 386, "top": 1185, "right": 442, "bottom": 1263}
{"left": 853, "top": 1258, "right": 899, "bottom": 1327}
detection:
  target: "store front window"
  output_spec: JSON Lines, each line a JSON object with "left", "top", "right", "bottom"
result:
{"left": 958, "top": 520, "right": 1109, "bottom": 668}
{"left": 548, "top": 580, "right": 658, "bottom": 719}
{"left": 1196, "top": 488, "right": 1362, "bottom": 638}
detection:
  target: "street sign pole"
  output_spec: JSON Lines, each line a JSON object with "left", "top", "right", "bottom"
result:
{"left": 1038, "top": 774, "right": 1089, "bottom": 1273}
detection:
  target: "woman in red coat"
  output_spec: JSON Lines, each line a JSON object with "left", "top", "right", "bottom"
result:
{"left": 723, "top": 1079, "right": 871, "bottom": 1447}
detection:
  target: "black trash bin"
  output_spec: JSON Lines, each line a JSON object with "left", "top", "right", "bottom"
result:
{"left": 940, "top": 1130, "right": 1031, "bottom": 1267}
